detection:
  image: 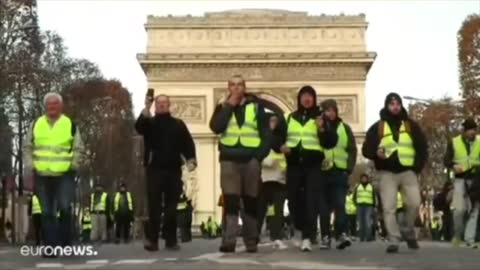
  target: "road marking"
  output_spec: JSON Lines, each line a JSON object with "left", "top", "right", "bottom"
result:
{"left": 164, "top": 258, "right": 178, "bottom": 261}
{"left": 211, "top": 257, "right": 262, "bottom": 265}
{"left": 112, "top": 259, "right": 158, "bottom": 264}
{"left": 64, "top": 264, "right": 102, "bottom": 270}
{"left": 0, "top": 249, "right": 14, "bottom": 255}
{"left": 86, "top": 260, "right": 109, "bottom": 264}
{"left": 36, "top": 263, "right": 63, "bottom": 268}
{"left": 271, "top": 261, "right": 393, "bottom": 270}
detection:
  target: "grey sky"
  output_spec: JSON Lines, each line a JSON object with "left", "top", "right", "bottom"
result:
{"left": 36, "top": 0, "right": 479, "bottom": 127}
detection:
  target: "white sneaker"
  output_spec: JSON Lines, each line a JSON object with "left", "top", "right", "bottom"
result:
{"left": 274, "top": 240, "right": 288, "bottom": 250}
{"left": 301, "top": 239, "right": 312, "bottom": 252}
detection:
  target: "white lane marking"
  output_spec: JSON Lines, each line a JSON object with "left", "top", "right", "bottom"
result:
{"left": 190, "top": 252, "right": 224, "bottom": 260}
{"left": 211, "top": 257, "right": 262, "bottom": 265}
{"left": 164, "top": 258, "right": 178, "bottom": 261}
{"left": 86, "top": 259, "right": 109, "bottom": 264}
{"left": 271, "top": 261, "right": 393, "bottom": 270}
{"left": 36, "top": 263, "right": 63, "bottom": 268}
{"left": 0, "top": 249, "right": 14, "bottom": 254}
{"left": 112, "top": 259, "right": 157, "bottom": 264}
{"left": 64, "top": 264, "right": 102, "bottom": 270}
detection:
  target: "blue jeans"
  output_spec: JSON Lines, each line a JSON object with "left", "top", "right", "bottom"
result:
{"left": 357, "top": 205, "right": 374, "bottom": 241}
{"left": 35, "top": 173, "right": 75, "bottom": 247}
{"left": 318, "top": 171, "right": 349, "bottom": 239}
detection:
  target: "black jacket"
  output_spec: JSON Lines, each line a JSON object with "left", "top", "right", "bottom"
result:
{"left": 362, "top": 108, "right": 428, "bottom": 173}
{"left": 274, "top": 87, "right": 337, "bottom": 167}
{"left": 444, "top": 136, "right": 477, "bottom": 179}
{"left": 135, "top": 113, "right": 196, "bottom": 170}
{"left": 209, "top": 94, "right": 270, "bottom": 162}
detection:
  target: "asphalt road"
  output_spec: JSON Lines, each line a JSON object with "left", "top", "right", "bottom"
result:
{"left": 0, "top": 239, "right": 479, "bottom": 270}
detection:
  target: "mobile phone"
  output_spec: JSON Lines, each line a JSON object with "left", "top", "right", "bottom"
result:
{"left": 146, "top": 88, "right": 154, "bottom": 102}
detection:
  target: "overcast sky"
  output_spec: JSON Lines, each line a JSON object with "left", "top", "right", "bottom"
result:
{"left": 36, "top": 0, "right": 479, "bottom": 127}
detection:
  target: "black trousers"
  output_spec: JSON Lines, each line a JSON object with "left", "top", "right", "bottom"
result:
{"left": 287, "top": 165, "right": 322, "bottom": 240}
{"left": 257, "top": 181, "right": 286, "bottom": 241}
{"left": 115, "top": 213, "right": 132, "bottom": 241}
{"left": 177, "top": 208, "right": 193, "bottom": 242}
{"left": 146, "top": 167, "right": 182, "bottom": 246}
{"left": 347, "top": 214, "right": 357, "bottom": 237}
{"left": 32, "top": 214, "right": 42, "bottom": 245}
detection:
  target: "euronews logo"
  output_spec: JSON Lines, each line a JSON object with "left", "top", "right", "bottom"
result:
{"left": 20, "top": 245, "right": 98, "bottom": 257}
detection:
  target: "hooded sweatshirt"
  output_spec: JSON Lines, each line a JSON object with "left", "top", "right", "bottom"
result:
{"left": 362, "top": 93, "right": 428, "bottom": 173}
{"left": 209, "top": 93, "right": 270, "bottom": 162}
{"left": 274, "top": 86, "right": 338, "bottom": 167}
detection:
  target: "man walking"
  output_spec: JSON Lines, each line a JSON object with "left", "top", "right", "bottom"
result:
{"left": 317, "top": 99, "right": 357, "bottom": 250}
{"left": 23, "top": 92, "right": 84, "bottom": 257}
{"left": 135, "top": 94, "right": 197, "bottom": 251}
{"left": 275, "top": 86, "right": 337, "bottom": 251}
{"left": 90, "top": 183, "right": 109, "bottom": 243}
{"left": 209, "top": 75, "right": 270, "bottom": 253}
{"left": 353, "top": 174, "right": 376, "bottom": 242}
{"left": 444, "top": 118, "right": 480, "bottom": 248}
{"left": 362, "top": 93, "right": 428, "bottom": 253}
{"left": 113, "top": 182, "right": 134, "bottom": 244}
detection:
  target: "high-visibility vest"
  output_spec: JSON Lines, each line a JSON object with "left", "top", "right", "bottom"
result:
{"left": 266, "top": 150, "right": 287, "bottom": 170}
{"left": 267, "top": 205, "right": 275, "bottom": 217}
{"left": 82, "top": 213, "right": 92, "bottom": 230}
{"left": 207, "top": 221, "right": 218, "bottom": 236}
{"left": 355, "top": 184, "right": 374, "bottom": 205}
{"left": 177, "top": 201, "right": 187, "bottom": 210}
{"left": 452, "top": 135, "right": 480, "bottom": 171}
{"left": 32, "top": 195, "right": 42, "bottom": 215}
{"left": 345, "top": 194, "right": 357, "bottom": 215}
{"left": 286, "top": 114, "right": 323, "bottom": 151}
{"left": 33, "top": 115, "right": 74, "bottom": 174}
{"left": 324, "top": 122, "right": 349, "bottom": 170}
{"left": 220, "top": 103, "right": 260, "bottom": 148}
{"left": 431, "top": 220, "right": 439, "bottom": 229}
{"left": 397, "top": 192, "right": 404, "bottom": 209}
{"left": 114, "top": 192, "right": 133, "bottom": 212}
{"left": 90, "top": 192, "right": 108, "bottom": 212}
{"left": 378, "top": 121, "right": 415, "bottom": 166}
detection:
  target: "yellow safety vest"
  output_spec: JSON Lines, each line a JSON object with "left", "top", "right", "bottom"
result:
{"left": 33, "top": 115, "right": 74, "bottom": 174}
{"left": 397, "top": 192, "right": 404, "bottom": 209}
{"left": 82, "top": 213, "right": 92, "bottom": 230}
{"left": 355, "top": 184, "right": 374, "bottom": 205}
{"left": 266, "top": 150, "right": 287, "bottom": 170}
{"left": 324, "top": 122, "right": 349, "bottom": 170}
{"left": 114, "top": 192, "right": 133, "bottom": 212}
{"left": 220, "top": 103, "right": 260, "bottom": 148}
{"left": 90, "top": 192, "right": 108, "bottom": 212}
{"left": 286, "top": 114, "right": 323, "bottom": 151}
{"left": 431, "top": 220, "right": 439, "bottom": 229}
{"left": 32, "top": 195, "right": 42, "bottom": 215}
{"left": 207, "top": 221, "right": 218, "bottom": 236}
{"left": 177, "top": 201, "right": 187, "bottom": 210}
{"left": 452, "top": 135, "right": 480, "bottom": 171}
{"left": 267, "top": 205, "right": 275, "bottom": 217}
{"left": 378, "top": 121, "right": 415, "bottom": 166}
{"left": 345, "top": 194, "right": 357, "bottom": 215}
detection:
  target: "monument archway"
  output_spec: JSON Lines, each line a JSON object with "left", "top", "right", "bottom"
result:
{"left": 137, "top": 9, "right": 376, "bottom": 224}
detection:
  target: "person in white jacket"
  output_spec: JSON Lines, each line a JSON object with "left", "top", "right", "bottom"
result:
{"left": 257, "top": 114, "right": 288, "bottom": 250}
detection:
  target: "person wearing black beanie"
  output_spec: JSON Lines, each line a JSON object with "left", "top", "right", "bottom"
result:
{"left": 444, "top": 117, "right": 480, "bottom": 247}
{"left": 316, "top": 98, "right": 358, "bottom": 250}
{"left": 362, "top": 92, "right": 428, "bottom": 254}
{"left": 273, "top": 85, "right": 338, "bottom": 252}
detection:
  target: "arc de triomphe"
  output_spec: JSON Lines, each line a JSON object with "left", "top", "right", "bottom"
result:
{"left": 137, "top": 9, "right": 376, "bottom": 224}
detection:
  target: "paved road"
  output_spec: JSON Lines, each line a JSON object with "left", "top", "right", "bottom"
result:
{"left": 0, "top": 239, "right": 479, "bottom": 269}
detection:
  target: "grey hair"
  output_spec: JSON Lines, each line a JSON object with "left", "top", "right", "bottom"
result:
{"left": 43, "top": 92, "right": 63, "bottom": 106}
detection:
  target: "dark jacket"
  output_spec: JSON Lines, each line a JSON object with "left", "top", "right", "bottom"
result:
{"left": 444, "top": 136, "right": 477, "bottom": 179}
{"left": 362, "top": 108, "right": 428, "bottom": 173}
{"left": 135, "top": 112, "right": 196, "bottom": 170}
{"left": 324, "top": 118, "right": 357, "bottom": 174}
{"left": 274, "top": 87, "right": 337, "bottom": 167}
{"left": 209, "top": 94, "right": 270, "bottom": 162}
{"left": 353, "top": 182, "right": 376, "bottom": 206}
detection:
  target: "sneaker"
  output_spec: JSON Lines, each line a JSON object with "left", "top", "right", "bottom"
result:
{"left": 386, "top": 244, "right": 399, "bottom": 254}
{"left": 406, "top": 239, "right": 419, "bottom": 250}
{"left": 336, "top": 234, "right": 352, "bottom": 250}
{"left": 274, "top": 240, "right": 288, "bottom": 250}
{"left": 165, "top": 244, "right": 181, "bottom": 251}
{"left": 143, "top": 240, "right": 159, "bottom": 252}
{"left": 319, "top": 236, "right": 331, "bottom": 250}
{"left": 301, "top": 239, "right": 312, "bottom": 252}
{"left": 219, "top": 245, "right": 235, "bottom": 253}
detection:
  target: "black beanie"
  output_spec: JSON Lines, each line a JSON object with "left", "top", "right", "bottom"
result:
{"left": 384, "top": 92, "right": 403, "bottom": 108}
{"left": 321, "top": 99, "right": 338, "bottom": 113}
{"left": 463, "top": 118, "right": 477, "bottom": 131}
